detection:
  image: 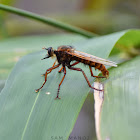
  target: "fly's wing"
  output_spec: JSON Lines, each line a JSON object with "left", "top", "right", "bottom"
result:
{"left": 66, "top": 50, "right": 117, "bottom": 67}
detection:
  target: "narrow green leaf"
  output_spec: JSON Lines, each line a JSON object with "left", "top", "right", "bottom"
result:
{"left": 0, "top": 4, "right": 97, "bottom": 38}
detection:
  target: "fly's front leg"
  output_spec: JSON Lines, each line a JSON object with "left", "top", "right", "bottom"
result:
{"left": 35, "top": 64, "right": 60, "bottom": 92}
{"left": 89, "top": 66, "right": 105, "bottom": 78}
{"left": 58, "top": 66, "right": 63, "bottom": 73}
{"left": 58, "top": 61, "right": 79, "bottom": 73}
{"left": 42, "top": 60, "right": 57, "bottom": 76}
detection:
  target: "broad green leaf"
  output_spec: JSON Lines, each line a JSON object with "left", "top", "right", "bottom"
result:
{"left": 0, "top": 34, "right": 86, "bottom": 52}
{"left": 0, "top": 34, "right": 86, "bottom": 80}
{"left": 0, "top": 80, "right": 5, "bottom": 92}
{"left": 0, "top": 30, "right": 140, "bottom": 140}
{"left": 110, "top": 30, "right": 140, "bottom": 55}
{"left": 100, "top": 56, "right": 140, "bottom": 140}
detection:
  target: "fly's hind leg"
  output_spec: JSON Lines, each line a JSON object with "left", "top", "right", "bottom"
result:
{"left": 68, "top": 66, "right": 103, "bottom": 91}
{"left": 89, "top": 66, "right": 105, "bottom": 78}
{"left": 35, "top": 64, "right": 60, "bottom": 92}
{"left": 70, "top": 61, "right": 79, "bottom": 66}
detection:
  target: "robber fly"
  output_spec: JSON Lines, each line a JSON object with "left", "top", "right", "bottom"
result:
{"left": 35, "top": 45, "right": 117, "bottom": 99}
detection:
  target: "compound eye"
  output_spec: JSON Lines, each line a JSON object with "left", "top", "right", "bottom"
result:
{"left": 48, "top": 47, "right": 54, "bottom": 56}
{"left": 48, "top": 50, "right": 51, "bottom": 55}
{"left": 47, "top": 47, "right": 51, "bottom": 55}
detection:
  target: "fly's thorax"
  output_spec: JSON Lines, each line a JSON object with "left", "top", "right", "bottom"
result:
{"left": 55, "top": 51, "right": 72, "bottom": 65}
{"left": 57, "top": 45, "right": 75, "bottom": 52}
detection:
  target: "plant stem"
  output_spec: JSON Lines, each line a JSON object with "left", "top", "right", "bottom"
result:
{"left": 0, "top": 4, "right": 98, "bottom": 38}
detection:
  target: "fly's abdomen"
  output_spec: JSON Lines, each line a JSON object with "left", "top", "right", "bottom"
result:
{"left": 73, "top": 57, "right": 92, "bottom": 65}
{"left": 91, "top": 62, "right": 109, "bottom": 78}
{"left": 71, "top": 56, "right": 109, "bottom": 78}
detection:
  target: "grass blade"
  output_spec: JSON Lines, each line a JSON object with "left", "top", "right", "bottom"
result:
{"left": 0, "top": 4, "right": 97, "bottom": 38}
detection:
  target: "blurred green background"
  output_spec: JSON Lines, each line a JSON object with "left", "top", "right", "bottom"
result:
{"left": 0, "top": 0, "right": 140, "bottom": 38}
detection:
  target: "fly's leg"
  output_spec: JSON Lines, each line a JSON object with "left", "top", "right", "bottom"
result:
{"left": 70, "top": 61, "right": 79, "bottom": 66}
{"left": 42, "top": 60, "right": 57, "bottom": 76}
{"left": 58, "top": 66, "right": 63, "bottom": 73}
{"left": 55, "top": 66, "right": 66, "bottom": 99}
{"left": 68, "top": 66, "right": 103, "bottom": 91}
{"left": 89, "top": 66, "right": 105, "bottom": 78}
{"left": 35, "top": 64, "right": 60, "bottom": 92}
{"left": 58, "top": 61, "right": 79, "bottom": 73}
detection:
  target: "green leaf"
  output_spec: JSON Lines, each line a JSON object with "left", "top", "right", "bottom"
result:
{"left": 0, "top": 30, "right": 140, "bottom": 140}
{"left": 0, "top": 34, "right": 86, "bottom": 80}
{"left": 110, "top": 30, "right": 140, "bottom": 56}
{"left": 0, "top": 80, "right": 5, "bottom": 92}
{"left": 100, "top": 56, "right": 140, "bottom": 140}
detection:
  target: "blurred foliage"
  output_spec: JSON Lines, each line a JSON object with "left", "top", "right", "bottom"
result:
{"left": 4, "top": 12, "right": 140, "bottom": 36}
{"left": 82, "top": 0, "right": 117, "bottom": 11}
{"left": 82, "top": 0, "right": 140, "bottom": 33}
{"left": 0, "top": 0, "right": 14, "bottom": 5}
{"left": 2, "top": 12, "right": 140, "bottom": 36}
{"left": 0, "top": 15, "right": 7, "bottom": 39}
{"left": 0, "top": 0, "right": 140, "bottom": 36}
{"left": 0, "top": 0, "right": 15, "bottom": 39}
{"left": 82, "top": 0, "right": 140, "bottom": 14}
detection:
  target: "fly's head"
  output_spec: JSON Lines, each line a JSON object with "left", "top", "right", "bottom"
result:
{"left": 41, "top": 47, "right": 55, "bottom": 60}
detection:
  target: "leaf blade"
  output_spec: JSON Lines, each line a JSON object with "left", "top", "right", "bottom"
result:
{"left": 100, "top": 56, "right": 140, "bottom": 140}
{"left": 0, "top": 30, "right": 140, "bottom": 140}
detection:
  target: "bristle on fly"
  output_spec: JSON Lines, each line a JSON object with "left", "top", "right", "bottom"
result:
{"left": 42, "top": 47, "right": 48, "bottom": 50}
